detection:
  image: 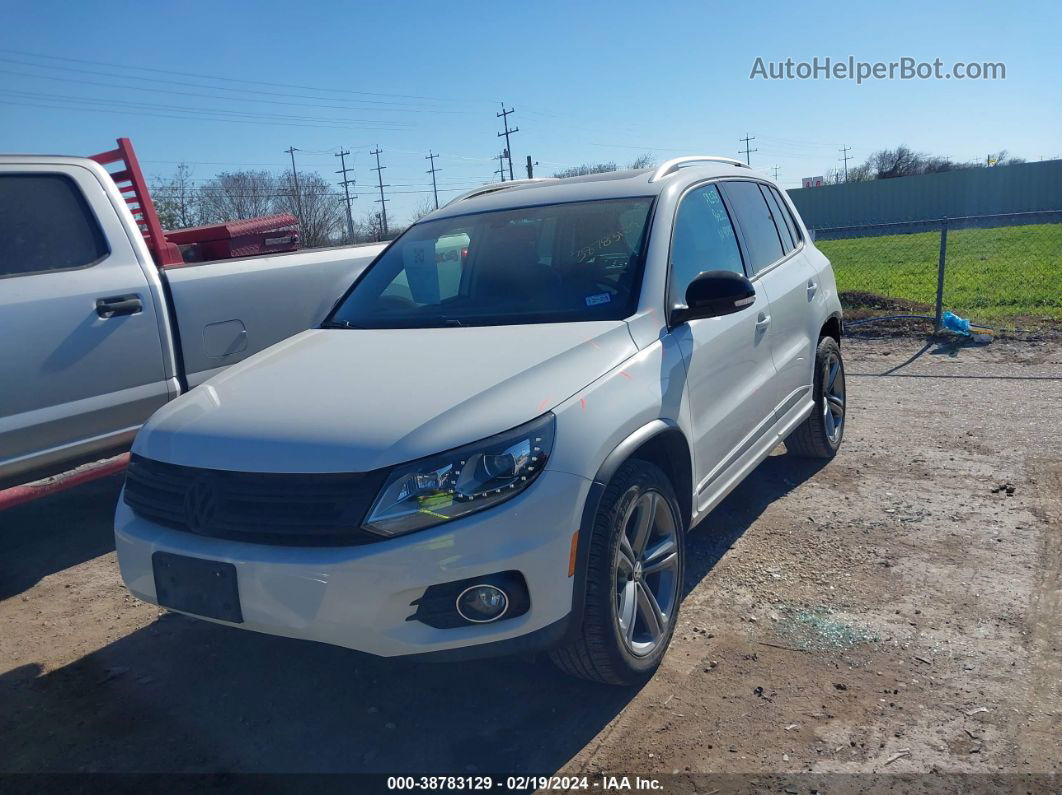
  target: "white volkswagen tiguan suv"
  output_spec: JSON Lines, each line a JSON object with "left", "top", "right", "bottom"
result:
{"left": 115, "top": 156, "right": 845, "bottom": 685}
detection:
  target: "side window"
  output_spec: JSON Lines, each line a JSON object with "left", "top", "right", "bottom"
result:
{"left": 761, "top": 185, "right": 794, "bottom": 252}
{"left": 771, "top": 187, "right": 801, "bottom": 246}
{"left": 722, "top": 181, "right": 784, "bottom": 274}
{"left": 670, "top": 184, "right": 744, "bottom": 303}
{"left": 768, "top": 185, "right": 798, "bottom": 248}
{"left": 0, "top": 174, "right": 108, "bottom": 277}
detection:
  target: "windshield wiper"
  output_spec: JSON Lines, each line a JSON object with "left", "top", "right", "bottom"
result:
{"left": 321, "top": 319, "right": 363, "bottom": 329}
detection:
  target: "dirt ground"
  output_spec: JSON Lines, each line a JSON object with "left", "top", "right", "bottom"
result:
{"left": 1, "top": 336, "right": 1059, "bottom": 787}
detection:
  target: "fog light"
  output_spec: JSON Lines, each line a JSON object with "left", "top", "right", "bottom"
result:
{"left": 455, "top": 584, "right": 509, "bottom": 623}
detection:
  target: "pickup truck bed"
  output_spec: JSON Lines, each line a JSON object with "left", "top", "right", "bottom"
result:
{"left": 0, "top": 154, "right": 384, "bottom": 489}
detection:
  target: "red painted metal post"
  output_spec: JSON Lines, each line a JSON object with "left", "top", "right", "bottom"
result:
{"left": 0, "top": 454, "right": 130, "bottom": 511}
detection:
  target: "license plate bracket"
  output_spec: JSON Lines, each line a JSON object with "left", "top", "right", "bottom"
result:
{"left": 152, "top": 551, "right": 243, "bottom": 623}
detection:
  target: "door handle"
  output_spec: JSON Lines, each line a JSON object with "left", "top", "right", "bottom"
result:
{"left": 756, "top": 312, "right": 771, "bottom": 329}
{"left": 96, "top": 295, "right": 143, "bottom": 318}
{"left": 806, "top": 280, "right": 818, "bottom": 300}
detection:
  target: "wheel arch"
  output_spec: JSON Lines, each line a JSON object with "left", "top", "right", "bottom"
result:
{"left": 562, "top": 419, "right": 693, "bottom": 645}
{"left": 820, "top": 313, "right": 843, "bottom": 343}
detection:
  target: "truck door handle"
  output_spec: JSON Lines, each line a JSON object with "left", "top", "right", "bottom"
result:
{"left": 756, "top": 312, "right": 771, "bottom": 330}
{"left": 96, "top": 295, "right": 143, "bottom": 318}
{"left": 806, "top": 280, "right": 818, "bottom": 300}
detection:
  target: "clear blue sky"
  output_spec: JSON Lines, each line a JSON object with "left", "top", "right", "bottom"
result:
{"left": 2, "top": 0, "right": 1059, "bottom": 224}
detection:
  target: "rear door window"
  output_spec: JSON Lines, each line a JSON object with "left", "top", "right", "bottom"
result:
{"left": 721, "top": 181, "right": 785, "bottom": 274}
{"left": 761, "top": 185, "right": 794, "bottom": 252}
{"left": 770, "top": 187, "right": 801, "bottom": 246}
{"left": 0, "top": 174, "right": 108, "bottom": 277}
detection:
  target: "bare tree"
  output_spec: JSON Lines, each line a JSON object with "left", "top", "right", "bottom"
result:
{"left": 863, "top": 146, "right": 972, "bottom": 179}
{"left": 362, "top": 209, "right": 389, "bottom": 242}
{"left": 986, "top": 150, "right": 1026, "bottom": 166}
{"left": 150, "top": 163, "right": 199, "bottom": 229}
{"left": 553, "top": 161, "right": 617, "bottom": 179}
{"left": 408, "top": 195, "right": 438, "bottom": 224}
{"left": 627, "top": 153, "right": 655, "bottom": 170}
{"left": 276, "top": 172, "right": 344, "bottom": 248}
{"left": 197, "top": 171, "right": 278, "bottom": 224}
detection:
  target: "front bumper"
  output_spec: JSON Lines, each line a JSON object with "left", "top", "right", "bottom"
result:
{"left": 114, "top": 469, "right": 589, "bottom": 658}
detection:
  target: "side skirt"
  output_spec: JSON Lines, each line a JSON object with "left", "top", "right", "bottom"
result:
{"left": 691, "top": 395, "right": 814, "bottom": 525}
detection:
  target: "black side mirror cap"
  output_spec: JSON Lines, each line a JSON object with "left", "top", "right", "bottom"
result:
{"left": 670, "top": 270, "right": 756, "bottom": 326}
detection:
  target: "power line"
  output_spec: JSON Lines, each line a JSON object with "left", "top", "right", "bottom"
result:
{"left": 0, "top": 85, "right": 410, "bottom": 128}
{"left": 284, "top": 147, "right": 304, "bottom": 227}
{"left": 0, "top": 47, "right": 474, "bottom": 104}
{"left": 0, "top": 63, "right": 458, "bottom": 116}
{"left": 495, "top": 151, "right": 507, "bottom": 182}
{"left": 739, "top": 133, "right": 757, "bottom": 166}
{"left": 839, "top": 145, "right": 853, "bottom": 182}
{"left": 370, "top": 147, "right": 389, "bottom": 239}
{"left": 335, "top": 149, "right": 357, "bottom": 242}
{"left": 771, "top": 165, "right": 780, "bottom": 181}
{"left": 425, "top": 150, "right": 441, "bottom": 210}
{"left": 497, "top": 103, "right": 519, "bottom": 181}
{"left": 0, "top": 97, "right": 410, "bottom": 132}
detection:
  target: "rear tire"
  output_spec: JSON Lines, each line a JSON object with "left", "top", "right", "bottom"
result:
{"left": 786, "top": 336, "right": 846, "bottom": 458}
{"left": 549, "top": 459, "right": 685, "bottom": 686}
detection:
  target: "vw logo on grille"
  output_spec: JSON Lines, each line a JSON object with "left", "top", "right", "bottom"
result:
{"left": 184, "top": 476, "right": 219, "bottom": 534}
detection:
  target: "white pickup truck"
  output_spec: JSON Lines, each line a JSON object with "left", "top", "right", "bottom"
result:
{"left": 0, "top": 152, "right": 384, "bottom": 490}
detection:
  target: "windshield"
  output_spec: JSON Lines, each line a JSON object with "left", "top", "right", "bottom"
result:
{"left": 327, "top": 197, "right": 654, "bottom": 328}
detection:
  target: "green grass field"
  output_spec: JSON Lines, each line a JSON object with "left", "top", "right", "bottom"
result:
{"left": 816, "top": 223, "right": 1062, "bottom": 324}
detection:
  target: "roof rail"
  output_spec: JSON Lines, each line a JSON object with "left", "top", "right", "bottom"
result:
{"left": 444, "top": 178, "right": 557, "bottom": 207}
{"left": 649, "top": 156, "right": 750, "bottom": 182}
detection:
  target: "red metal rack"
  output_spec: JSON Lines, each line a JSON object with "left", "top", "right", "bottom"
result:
{"left": 90, "top": 137, "right": 185, "bottom": 267}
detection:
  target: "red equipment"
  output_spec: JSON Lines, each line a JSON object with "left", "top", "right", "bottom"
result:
{"left": 90, "top": 137, "right": 185, "bottom": 267}
{"left": 89, "top": 137, "right": 301, "bottom": 268}
{"left": 165, "top": 214, "right": 300, "bottom": 262}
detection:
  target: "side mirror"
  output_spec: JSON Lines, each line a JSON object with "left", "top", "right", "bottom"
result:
{"left": 670, "top": 270, "right": 756, "bottom": 325}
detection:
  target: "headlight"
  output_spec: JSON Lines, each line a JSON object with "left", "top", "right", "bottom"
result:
{"left": 362, "top": 413, "right": 556, "bottom": 538}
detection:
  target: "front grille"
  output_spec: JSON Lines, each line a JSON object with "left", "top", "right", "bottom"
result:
{"left": 123, "top": 454, "right": 389, "bottom": 546}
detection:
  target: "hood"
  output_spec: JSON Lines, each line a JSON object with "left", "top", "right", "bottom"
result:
{"left": 135, "top": 322, "right": 637, "bottom": 472}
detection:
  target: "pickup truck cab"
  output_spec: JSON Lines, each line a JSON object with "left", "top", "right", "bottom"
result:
{"left": 114, "top": 156, "right": 845, "bottom": 685}
{"left": 0, "top": 154, "right": 383, "bottom": 489}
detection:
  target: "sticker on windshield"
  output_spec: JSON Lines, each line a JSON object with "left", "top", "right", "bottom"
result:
{"left": 585, "top": 292, "right": 611, "bottom": 307}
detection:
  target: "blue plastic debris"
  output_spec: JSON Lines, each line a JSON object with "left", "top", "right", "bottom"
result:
{"left": 941, "top": 310, "right": 971, "bottom": 336}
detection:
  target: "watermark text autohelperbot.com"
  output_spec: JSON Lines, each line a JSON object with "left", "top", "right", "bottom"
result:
{"left": 750, "top": 56, "right": 1006, "bottom": 84}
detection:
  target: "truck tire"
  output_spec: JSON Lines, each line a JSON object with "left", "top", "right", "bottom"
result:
{"left": 549, "top": 459, "right": 685, "bottom": 685}
{"left": 786, "top": 336, "right": 846, "bottom": 458}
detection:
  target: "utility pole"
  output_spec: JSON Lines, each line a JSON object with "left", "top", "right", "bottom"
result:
{"left": 496, "top": 151, "right": 507, "bottom": 182}
{"left": 497, "top": 103, "right": 519, "bottom": 181}
{"left": 771, "top": 165, "right": 780, "bottom": 181}
{"left": 334, "top": 149, "right": 356, "bottom": 243}
{"left": 370, "top": 147, "right": 388, "bottom": 240}
{"left": 526, "top": 155, "right": 534, "bottom": 179}
{"left": 284, "top": 146, "right": 304, "bottom": 226}
{"left": 739, "top": 134, "right": 757, "bottom": 166}
{"left": 839, "top": 145, "right": 853, "bottom": 182}
{"left": 425, "top": 150, "right": 441, "bottom": 209}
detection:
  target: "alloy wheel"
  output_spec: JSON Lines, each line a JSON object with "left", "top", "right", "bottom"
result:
{"left": 614, "top": 490, "right": 680, "bottom": 657}
{"left": 822, "top": 350, "right": 846, "bottom": 444}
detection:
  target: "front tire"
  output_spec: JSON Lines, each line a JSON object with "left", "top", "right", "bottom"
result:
{"left": 786, "top": 335, "right": 846, "bottom": 458}
{"left": 549, "top": 459, "right": 685, "bottom": 686}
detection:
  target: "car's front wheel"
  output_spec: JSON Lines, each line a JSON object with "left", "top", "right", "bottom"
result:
{"left": 549, "top": 459, "right": 684, "bottom": 685}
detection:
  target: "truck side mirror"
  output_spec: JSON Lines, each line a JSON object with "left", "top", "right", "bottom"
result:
{"left": 670, "top": 270, "right": 756, "bottom": 326}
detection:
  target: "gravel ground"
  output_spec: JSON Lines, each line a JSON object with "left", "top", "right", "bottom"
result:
{"left": 1, "top": 336, "right": 1059, "bottom": 786}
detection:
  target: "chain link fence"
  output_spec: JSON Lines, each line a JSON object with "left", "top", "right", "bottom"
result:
{"left": 812, "top": 211, "right": 1062, "bottom": 336}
